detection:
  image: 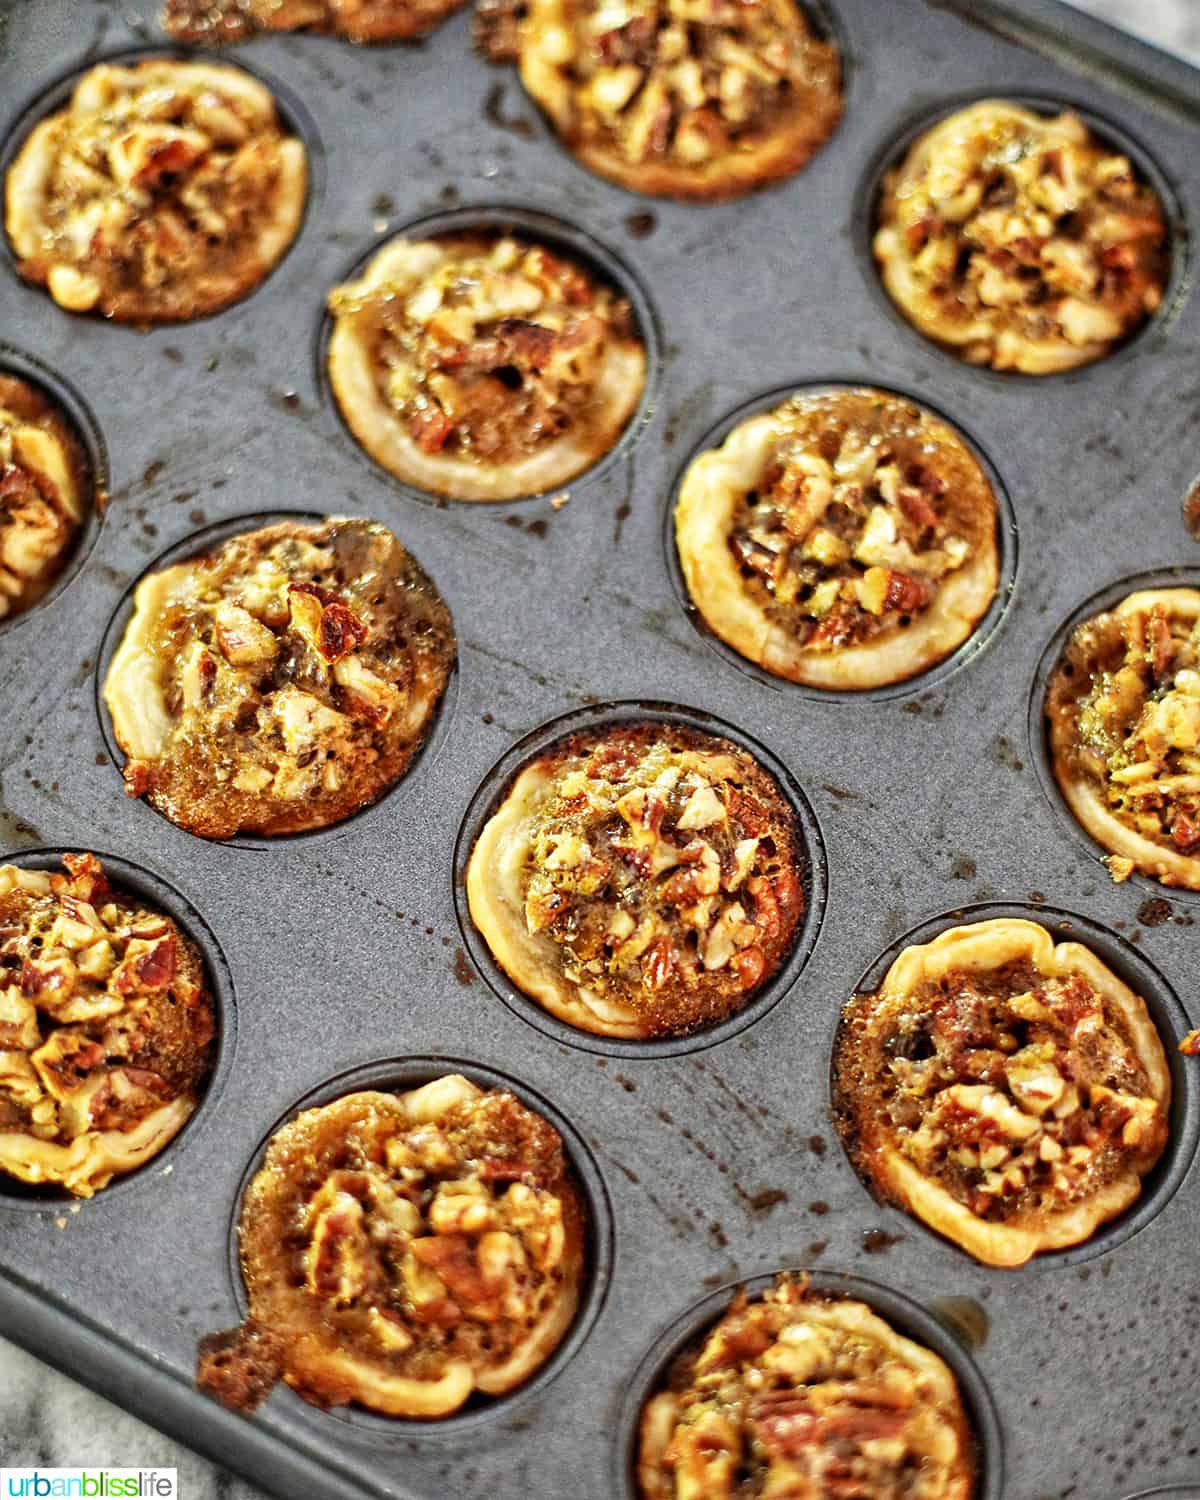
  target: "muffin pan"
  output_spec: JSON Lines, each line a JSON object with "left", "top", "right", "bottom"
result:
{"left": 1, "top": 0, "right": 1199, "bottom": 1497}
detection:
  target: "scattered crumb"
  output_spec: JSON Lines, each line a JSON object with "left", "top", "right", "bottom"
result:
{"left": 1180, "top": 1029, "right": 1200, "bottom": 1056}
{"left": 1106, "top": 854, "right": 1135, "bottom": 883}
{"left": 550, "top": 492, "right": 570, "bottom": 510}
{"left": 1185, "top": 479, "right": 1200, "bottom": 540}
{"left": 55, "top": 1216, "right": 67, "bottom": 1230}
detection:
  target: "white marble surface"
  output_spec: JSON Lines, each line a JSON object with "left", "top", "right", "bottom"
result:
{"left": 0, "top": 1, "right": 1196, "bottom": 1496}
{"left": 1062, "top": 0, "right": 1200, "bottom": 62}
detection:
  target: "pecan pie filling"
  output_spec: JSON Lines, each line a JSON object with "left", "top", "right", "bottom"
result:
{"left": 162, "top": 0, "right": 465, "bottom": 43}
{"left": 327, "top": 233, "right": 645, "bottom": 500}
{"left": 199, "top": 1075, "right": 584, "bottom": 1418}
{"left": 835, "top": 919, "right": 1170, "bottom": 1266}
{"left": 5, "top": 60, "right": 307, "bottom": 323}
{"left": 1047, "top": 589, "right": 1200, "bottom": 889}
{"left": 637, "top": 1275, "right": 975, "bottom": 1500}
{"left": 0, "top": 855, "right": 214, "bottom": 1198}
{"left": 0, "top": 374, "right": 91, "bottom": 623}
{"left": 467, "top": 724, "right": 804, "bottom": 1039}
{"left": 874, "top": 101, "right": 1168, "bottom": 373}
{"left": 498, "top": 0, "right": 841, "bottom": 200}
{"left": 103, "top": 518, "right": 455, "bottom": 839}
{"left": 675, "top": 390, "right": 999, "bottom": 690}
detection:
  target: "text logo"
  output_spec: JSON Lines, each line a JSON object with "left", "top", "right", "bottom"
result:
{"left": 1, "top": 1472, "right": 178, "bottom": 1498}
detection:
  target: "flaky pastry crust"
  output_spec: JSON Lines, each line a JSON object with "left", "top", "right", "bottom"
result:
{"left": 0, "top": 855, "right": 214, "bottom": 1198}
{"left": 1047, "top": 588, "right": 1200, "bottom": 889}
{"left": 874, "top": 101, "right": 1168, "bottom": 373}
{"left": 834, "top": 918, "right": 1170, "bottom": 1267}
{"left": 103, "top": 517, "right": 454, "bottom": 839}
{"left": 199, "top": 1075, "right": 584, "bottom": 1417}
{"left": 0, "top": 374, "right": 90, "bottom": 622}
{"left": 675, "top": 390, "right": 999, "bottom": 690}
{"left": 162, "top": 0, "right": 465, "bottom": 43}
{"left": 637, "top": 1275, "right": 975, "bottom": 1500}
{"left": 467, "top": 723, "right": 804, "bottom": 1038}
{"left": 327, "top": 232, "right": 645, "bottom": 501}
{"left": 513, "top": 0, "right": 841, "bottom": 201}
{"left": 5, "top": 60, "right": 306, "bottom": 323}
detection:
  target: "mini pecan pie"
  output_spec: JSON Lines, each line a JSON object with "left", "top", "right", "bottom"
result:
{"left": 638, "top": 1274, "right": 975, "bottom": 1499}
{"left": 103, "top": 518, "right": 454, "bottom": 839}
{"left": 874, "top": 101, "right": 1168, "bottom": 374}
{"left": 675, "top": 390, "right": 999, "bottom": 690}
{"left": 1047, "top": 588, "right": 1200, "bottom": 889}
{"left": 198, "top": 1075, "right": 584, "bottom": 1418}
{"left": 0, "top": 374, "right": 91, "bottom": 622}
{"left": 0, "top": 855, "right": 214, "bottom": 1198}
{"left": 834, "top": 918, "right": 1170, "bottom": 1267}
{"left": 162, "top": 0, "right": 464, "bottom": 42}
{"left": 501, "top": 0, "right": 840, "bottom": 200}
{"left": 5, "top": 60, "right": 307, "bottom": 322}
{"left": 467, "top": 723, "right": 804, "bottom": 1039}
{"left": 327, "top": 232, "right": 645, "bottom": 501}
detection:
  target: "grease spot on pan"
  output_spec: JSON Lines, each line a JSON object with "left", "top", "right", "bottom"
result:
{"left": 930, "top": 1296, "right": 990, "bottom": 1350}
{"left": 483, "top": 82, "right": 536, "bottom": 139}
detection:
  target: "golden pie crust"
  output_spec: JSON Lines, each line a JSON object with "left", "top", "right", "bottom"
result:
{"left": 162, "top": 0, "right": 465, "bottom": 43}
{"left": 874, "top": 101, "right": 1168, "bottom": 373}
{"left": 198, "top": 1075, "right": 584, "bottom": 1418}
{"left": 637, "top": 1274, "right": 975, "bottom": 1500}
{"left": 103, "top": 517, "right": 455, "bottom": 840}
{"left": 675, "top": 389, "right": 999, "bottom": 690}
{"left": 0, "top": 374, "right": 91, "bottom": 622}
{"left": 327, "top": 232, "right": 646, "bottom": 501}
{"left": 510, "top": 0, "right": 841, "bottom": 201}
{"left": 1047, "top": 588, "right": 1200, "bottom": 889}
{"left": 5, "top": 60, "right": 307, "bottom": 323}
{"left": 834, "top": 918, "right": 1170, "bottom": 1268}
{"left": 0, "top": 855, "right": 214, "bottom": 1198}
{"left": 467, "top": 722, "right": 804, "bottom": 1039}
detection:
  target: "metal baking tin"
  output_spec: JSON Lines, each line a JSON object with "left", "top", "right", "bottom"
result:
{"left": 1, "top": 0, "right": 1198, "bottom": 1496}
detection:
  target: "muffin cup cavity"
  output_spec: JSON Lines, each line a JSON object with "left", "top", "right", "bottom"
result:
{"left": 613, "top": 1268, "right": 1005, "bottom": 1500}
{"left": 832, "top": 901, "right": 1199, "bottom": 1268}
{"left": 316, "top": 202, "right": 662, "bottom": 507}
{"left": 0, "top": 345, "right": 107, "bottom": 633}
{"left": 854, "top": 92, "right": 1189, "bottom": 381}
{"left": 0, "top": 45, "right": 323, "bottom": 321}
{"left": 94, "top": 509, "right": 459, "bottom": 851}
{"left": 1028, "top": 567, "right": 1200, "bottom": 904}
{"left": 454, "top": 699, "right": 828, "bottom": 1058}
{"left": 666, "top": 380, "right": 1018, "bottom": 702}
{"left": 0, "top": 847, "right": 236, "bottom": 1212}
{"left": 222, "top": 1054, "right": 614, "bottom": 1440}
